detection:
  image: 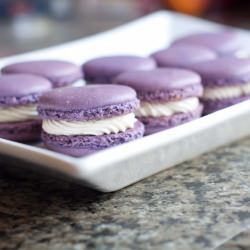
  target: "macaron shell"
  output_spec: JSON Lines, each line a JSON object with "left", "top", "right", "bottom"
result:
{"left": 0, "top": 74, "right": 52, "bottom": 97}
{"left": 2, "top": 60, "right": 83, "bottom": 87}
{"left": 42, "top": 120, "right": 144, "bottom": 157}
{"left": 140, "top": 105, "right": 203, "bottom": 135}
{"left": 83, "top": 55, "right": 156, "bottom": 83}
{"left": 39, "top": 85, "right": 136, "bottom": 110}
{"left": 38, "top": 85, "right": 139, "bottom": 121}
{"left": 114, "top": 68, "right": 203, "bottom": 102}
{"left": 189, "top": 57, "right": 250, "bottom": 86}
{"left": 151, "top": 44, "right": 217, "bottom": 68}
{"left": 173, "top": 31, "right": 242, "bottom": 55}
{"left": 38, "top": 99, "right": 139, "bottom": 121}
{"left": 0, "top": 120, "right": 42, "bottom": 141}
{"left": 115, "top": 68, "right": 201, "bottom": 92}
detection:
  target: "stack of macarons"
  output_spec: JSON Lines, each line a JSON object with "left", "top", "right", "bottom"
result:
{"left": 37, "top": 85, "right": 144, "bottom": 156}
{"left": 150, "top": 30, "right": 249, "bottom": 115}
{"left": 114, "top": 68, "right": 203, "bottom": 135}
{"left": 1, "top": 60, "right": 83, "bottom": 88}
{"left": 0, "top": 60, "right": 83, "bottom": 143}
{"left": 0, "top": 28, "right": 249, "bottom": 157}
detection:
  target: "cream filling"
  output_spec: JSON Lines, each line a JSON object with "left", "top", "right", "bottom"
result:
{"left": 69, "top": 79, "right": 85, "bottom": 87}
{"left": 136, "top": 97, "right": 199, "bottom": 117}
{"left": 203, "top": 83, "right": 250, "bottom": 100}
{"left": 0, "top": 104, "right": 38, "bottom": 123}
{"left": 42, "top": 113, "right": 137, "bottom": 136}
{"left": 59, "top": 79, "right": 85, "bottom": 88}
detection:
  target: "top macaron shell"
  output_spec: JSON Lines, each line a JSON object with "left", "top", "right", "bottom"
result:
{"left": 114, "top": 68, "right": 203, "bottom": 102}
{"left": 83, "top": 55, "right": 156, "bottom": 83}
{"left": 38, "top": 85, "right": 139, "bottom": 121}
{"left": 151, "top": 44, "right": 217, "bottom": 68}
{"left": 1, "top": 60, "right": 83, "bottom": 87}
{"left": 188, "top": 57, "right": 250, "bottom": 86}
{"left": 173, "top": 31, "right": 242, "bottom": 55}
{"left": 0, "top": 74, "right": 52, "bottom": 107}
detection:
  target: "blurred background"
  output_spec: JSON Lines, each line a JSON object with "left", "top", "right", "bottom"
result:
{"left": 0, "top": 0, "right": 250, "bottom": 58}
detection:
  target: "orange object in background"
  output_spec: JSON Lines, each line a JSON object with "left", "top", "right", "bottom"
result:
{"left": 164, "top": 0, "right": 210, "bottom": 15}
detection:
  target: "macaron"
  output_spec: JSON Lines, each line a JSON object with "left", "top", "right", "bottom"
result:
{"left": 83, "top": 55, "right": 156, "bottom": 83}
{"left": 151, "top": 44, "right": 217, "bottom": 68}
{"left": 173, "top": 31, "right": 243, "bottom": 56}
{"left": 114, "top": 68, "right": 203, "bottom": 135}
{"left": 188, "top": 57, "right": 250, "bottom": 114}
{"left": 0, "top": 74, "right": 52, "bottom": 141}
{"left": 1, "top": 60, "right": 83, "bottom": 88}
{"left": 38, "top": 85, "right": 144, "bottom": 157}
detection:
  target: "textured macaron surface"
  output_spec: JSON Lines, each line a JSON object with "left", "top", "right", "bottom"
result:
{"left": 83, "top": 55, "right": 156, "bottom": 82}
{"left": 173, "top": 31, "right": 242, "bottom": 55}
{"left": 151, "top": 44, "right": 217, "bottom": 68}
{"left": 38, "top": 84, "right": 139, "bottom": 121}
{"left": 114, "top": 68, "right": 202, "bottom": 102}
{"left": 189, "top": 57, "right": 250, "bottom": 86}
{"left": 2, "top": 60, "right": 82, "bottom": 87}
{"left": 0, "top": 74, "right": 52, "bottom": 106}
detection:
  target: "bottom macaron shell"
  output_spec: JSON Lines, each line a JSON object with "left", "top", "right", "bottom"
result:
{"left": 42, "top": 121, "right": 144, "bottom": 157}
{"left": 139, "top": 105, "right": 203, "bottom": 135}
{"left": 0, "top": 120, "right": 42, "bottom": 142}
{"left": 202, "top": 95, "right": 250, "bottom": 115}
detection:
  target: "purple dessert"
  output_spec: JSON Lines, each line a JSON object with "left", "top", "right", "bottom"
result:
{"left": 1, "top": 60, "right": 83, "bottom": 88}
{"left": 151, "top": 44, "right": 217, "bottom": 68}
{"left": 0, "top": 74, "right": 52, "bottom": 141}
{"left": 114, "top": 68, "right": 203, "bottom": 135}
{"left": 189, "top": 57, "right": 250, "bottom": 114}
{"left": 83, "top": 55, "right": 156, "bottom": 83}
{"left": 173, "top": 31, "right": 243, "bottom": 56}
{"left": 38, "top": 85, "right": 144, "bottom": 157}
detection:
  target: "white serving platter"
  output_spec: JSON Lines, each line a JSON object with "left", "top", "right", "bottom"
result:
{"left": 1, "top": 11, "right": 250, "bottom": 192}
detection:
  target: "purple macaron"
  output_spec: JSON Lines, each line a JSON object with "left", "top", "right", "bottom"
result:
{"left": 151, "top": 44, "right": 217, "bottom": 68}
{"left": 188, "top": 57, "right": 250, "bottom": 114}
{"left": 38, "top": 85, "right": 144, "bottom": 157}
{"left": 1, "top": 60, "right": 83, "bottom": 88}
{"left": 114, "top": 68, "right": 203, "bottom": 135}
{"left": 0, "top": 74, "right": 52, "bottom": 141}
{"left": 173, "top": 31, "right": 243, "bottom": 56}
{"left": 83, "top": 55, "right": 156, "bottom": 83}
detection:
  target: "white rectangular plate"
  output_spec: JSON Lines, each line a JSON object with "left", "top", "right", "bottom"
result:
{"left": 1, "top": 11, "right": 250, "bottom": 192}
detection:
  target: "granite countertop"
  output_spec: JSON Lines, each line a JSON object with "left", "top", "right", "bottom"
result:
{"left": 1, "top": 137, "right": 250, "bottom": 250}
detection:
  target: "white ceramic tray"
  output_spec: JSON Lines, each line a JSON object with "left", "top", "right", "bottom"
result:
{"left": 1, "top": 11, "right": 250, "bottom": 192}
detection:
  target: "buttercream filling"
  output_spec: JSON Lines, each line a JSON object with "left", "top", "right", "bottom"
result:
{"left": 0, "top": 104, "right": 38, "bottom": 123}
{"left": 136, "top": 97, "right": 199, "bottom": 117}
{"left": 68, "top": 79, "right": 85, "bottom": 87}
{"left": 58, "top": 79, "right": 85, "bottom": 89}
{"left": 203, "top": 83, "right": 250, "bottom": 100}
{"left": 42, "top": 113, "right": 137, "bottom": 136}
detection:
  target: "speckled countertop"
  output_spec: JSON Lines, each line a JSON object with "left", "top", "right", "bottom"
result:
{"left": 1, "top": 137, "right": 250, "bottom": 250}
